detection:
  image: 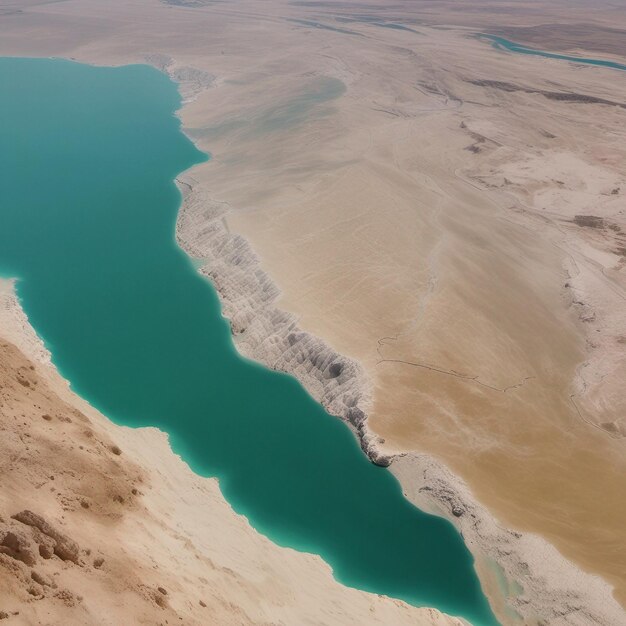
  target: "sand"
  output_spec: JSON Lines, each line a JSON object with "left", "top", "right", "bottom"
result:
{"left": 0, "top": 0, "right": 625, "bottom": 623}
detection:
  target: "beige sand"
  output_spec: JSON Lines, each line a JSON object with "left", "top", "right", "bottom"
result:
{"left": 0, "top": 0, "right": 625, "bottom": 623}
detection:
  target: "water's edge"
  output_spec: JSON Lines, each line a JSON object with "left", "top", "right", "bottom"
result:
{"left": 164, "top": 60, "right": 626, "bottom": 626}
{"left": 1, "top": 55, "right": 497, "bottom": 626}
{"left": 173, "top": 172, "right": 625, "bottom": 626}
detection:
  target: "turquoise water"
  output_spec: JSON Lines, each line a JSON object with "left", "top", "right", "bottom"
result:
{"left": 480, "top": 34, "right": 626, "bottom": 71}
{"left": 0, "top": 57, "right": 497, "bottom": 625}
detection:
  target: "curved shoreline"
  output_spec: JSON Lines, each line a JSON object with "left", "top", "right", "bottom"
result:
{"left": 167, "top": 67, "right": 625, "bottom": 624}
{"left": 0, "top": 277, "right": 467, "bottom": 626}
{"left": 0, "top": 56, "right": 494, "bottom": 625}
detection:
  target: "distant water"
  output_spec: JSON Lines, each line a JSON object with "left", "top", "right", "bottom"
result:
{"left": 0, "top": 57, "right": 498, "bottom": 626}
{"left": 480, "top": 34, "right": 626, "bottom": 71}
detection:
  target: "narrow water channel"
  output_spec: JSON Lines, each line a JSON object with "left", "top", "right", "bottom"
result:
{"left": 480, "top": 34, "right": 626, "bottom": 71}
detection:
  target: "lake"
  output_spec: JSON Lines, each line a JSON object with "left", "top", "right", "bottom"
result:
{"left": 0, "top": 56, "right": 498, "bottom": 625}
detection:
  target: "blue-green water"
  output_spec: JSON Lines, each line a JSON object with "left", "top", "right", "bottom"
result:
{"left": 480, "top": 34, "right": 626, "bottom": 71}
{"left": 0, "top": 57, "right": 497, "bottom": 626}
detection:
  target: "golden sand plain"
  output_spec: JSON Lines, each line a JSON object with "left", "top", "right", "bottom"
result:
{"left": 0, "top": 0, "right": 625, "bottom": 612}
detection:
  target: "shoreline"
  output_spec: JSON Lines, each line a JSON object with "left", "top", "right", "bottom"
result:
{"left": 167, "top": 82, "right": 625, "bottom": 624}
{"left": 174, "top": 175, "right": 391, "bottom": 468}
{"left": 0, "top": 277, "right": 465, "bottom": 626}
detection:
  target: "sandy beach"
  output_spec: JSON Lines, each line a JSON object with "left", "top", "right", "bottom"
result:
{"left": 1, "top": 0, "right": 625, "bottom": 623}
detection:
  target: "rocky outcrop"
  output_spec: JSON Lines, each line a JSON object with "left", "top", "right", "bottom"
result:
{"left": 1, "top": 511, "right": 81, "bottom": 569}
{"left": 0, "top": 510, "right": 86, "bottom": 607}
{"left": 11, "top": 511, "right": 80, "bottom": 565}
{"left": 0, "top": 528, "right": 38, "bottom": 567}
{"left": 175, "top": 178, "right": 391, "bottom": 466}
